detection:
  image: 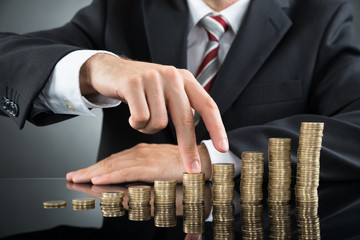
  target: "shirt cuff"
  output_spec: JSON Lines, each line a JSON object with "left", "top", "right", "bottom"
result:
{"left": 34, "top": 50, "right": 121, "bottom": 117}
{"left": 201, "top": 139, "right": 241, "bottom": 178}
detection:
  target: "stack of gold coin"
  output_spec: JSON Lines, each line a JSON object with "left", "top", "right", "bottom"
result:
{"left": 295, "top": 122, "right": 323, "bottom": 240}
{"left": 212, "top": 163, "right": 235, "bottom": 239}
{"left": 183, "top": 172, "right": 205, "bottom": 203}
{"left": 240, "top": 152, "right": 264, "bottom": 240}
{"left": 212, "top": 163, "right": 235, "bottom": 204}
{"left": 154, "top": 180, "right": 177, "bottom": 227}
{"left": 240, "top": 152, "right": 264, "bottom": 203}
{"left": 268, "top": 138, "right": 292, "bottom": 202}
{"left": 212, "top": 203, "right": 235, "bottom": 240}
{"left": 268, "top": 202, "right": 291, "bottom": 239}
{"left": 183, "top": 202, "right": 205, "bottom": 234}
{"left": 182, "top": 172, "right": 205, "bottom": 234}
{"left": 268, "top": 138, "right": 292, "bottom": 239}
{"left": 128, "top": 185, "right": 151, "bottom": 221}
{"left": 43, "top": 200, "right": 66, "bottom": 209}
{"left": 72, "top": 198, "right": 95, "bottom": 210}
{"left": 296, "top": 210, "right": 321, "bottom": 240}
{"left": 100, "top": 191, "right": 125, "bottom": 217}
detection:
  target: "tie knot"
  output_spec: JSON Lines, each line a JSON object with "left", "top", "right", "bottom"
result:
{"left": 200, "top": 15, "right": 229, "bottom": 42}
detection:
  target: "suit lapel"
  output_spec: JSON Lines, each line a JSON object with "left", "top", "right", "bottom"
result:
{"left": 142, "top": 0, "right": 189, "bottom": 68}
{"left": 196, "top": 0, "right": 293, "bottom": 139}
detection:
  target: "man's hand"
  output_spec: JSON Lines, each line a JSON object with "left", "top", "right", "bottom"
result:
{"left": 79, "top": 53, "right": 228, "bottom": 173}
{"left": 66, "top": 143, "right": 212, "bottom": 184}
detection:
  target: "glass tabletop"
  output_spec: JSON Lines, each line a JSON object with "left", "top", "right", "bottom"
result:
{"left": 0, "top": 178, "right": 359, "bottom": 240}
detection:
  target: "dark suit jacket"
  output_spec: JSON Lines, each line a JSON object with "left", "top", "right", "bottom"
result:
{"left": 1, "top": 0, "right": 360, "bottom": 181}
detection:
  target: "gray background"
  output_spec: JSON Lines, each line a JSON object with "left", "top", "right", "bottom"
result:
{"left": 0, "top": 0, "right": 360, "bottom": 178}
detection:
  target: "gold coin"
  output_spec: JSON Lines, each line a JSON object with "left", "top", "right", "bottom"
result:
{"left": 72, "top": 198, "right": 95, "bottom": 205}
{"left": 43, "top": 200, "right": 66, "bottom": 208}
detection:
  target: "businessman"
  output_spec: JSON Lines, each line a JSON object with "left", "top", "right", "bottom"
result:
{"left": 1, "top": 0, "right": 360, "bottom": 184}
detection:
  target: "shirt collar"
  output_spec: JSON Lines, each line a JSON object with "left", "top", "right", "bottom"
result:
{"left": 187, "top": 0, "right": 251, "bottom": 34}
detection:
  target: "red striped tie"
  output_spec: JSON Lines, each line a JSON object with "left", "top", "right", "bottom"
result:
{"left": 196, "top": 15, "right": 229, "bottom": 92}
{"left": 194, "top": 15, "right": 229, "bottom": 125}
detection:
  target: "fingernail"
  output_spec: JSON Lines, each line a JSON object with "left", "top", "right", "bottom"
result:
{"left": 66, "top": 171, "right": 75, "bottom": 179}
{"left": 191, "top": 160, "right": 201, "bottom": 173}
{"left": 91, "top": 176, "right": 101, "bottom": 184}
{"left": 219, "top": 138, "right": 229, "bottom": 152}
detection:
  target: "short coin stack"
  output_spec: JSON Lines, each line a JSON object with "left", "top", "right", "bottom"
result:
{"left": 154, "top": 180, "right": 177, "bottom": 227}
{"left": 128, "top": 185, "right": 151, "bottom": 221}
{"left": 43, "top": 200, "right": 66, "bottom": 209}
{"left": 295, "top": 122, "right": 324, "bottom": 240}
{"left": 240, "top": 152, "right": 264, "bottom": 240}
{"left": 268, "top": 138, "right": 292, "bottom": 239}
{"left": 72, "top": 198, "right": 95, "bottom": 210}
{"left": 100, "top": 191, "right": 125, "bottom": 217}
{"left": 212, "top": 163, "right": 235, "bottom": 240}
{"left": 182, "top": 172, "right": 205, "bottom": 234}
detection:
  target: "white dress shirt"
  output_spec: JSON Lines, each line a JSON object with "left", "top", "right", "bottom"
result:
{"left": 33, "top": 0, "right": 251, "bottom": 177}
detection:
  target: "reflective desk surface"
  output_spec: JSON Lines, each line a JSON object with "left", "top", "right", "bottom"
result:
{"left": 0, "top": 178, "right": 359, "bottom": 240}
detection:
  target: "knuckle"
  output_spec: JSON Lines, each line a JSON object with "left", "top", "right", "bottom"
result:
{"left": 118, "top": 168, "right": 128, "bottom": 178}
{"left": 136, "top": 143, "right": 147, "bottom": 147}
{"left": 145, "top": 70, "right": 160, "bottom": 83}
{"left": 163, "top": 66, "right": 178, "bottom": 77}
{"left": 128, "top": 75, "right": 142, "bottom": 87}
{"left": 151, "top": 115, "right": 168, "bottom": 131}
{"left": 206, "top": 99, "right": 219, "bottom": 111}
{"left": 179, "top": 69, "right": 195, "bottom": 79}
{"left": 199, "top": 99, "right": 219, "bottom": 115}
{"left": 163, "top": 66, "right": 183, "bottom": 86}
{"left": 182, "top": 113, "right": 195, "bottom": 127}
{"left": 182, "top": 144, "right": 198, "bottom": 155}
{"left": 132, "top": 111, "right": 150, "bottom": 126}
{"left": 134, "top": 143, "right": 148, "bottom": 151}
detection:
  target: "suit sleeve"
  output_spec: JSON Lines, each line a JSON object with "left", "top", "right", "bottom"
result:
{"left": 227, "top": 2, "right": 360, "bottom": 182}
{"left": 0, "top": 0, "right": 107, "bottom": 128}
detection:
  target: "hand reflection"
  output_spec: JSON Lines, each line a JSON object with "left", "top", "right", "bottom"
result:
{"left": 66, "top": 182, "right": 130, "bottom": 209}
{"left": 66, "top": 182, "right": 212, "bottom": 218}
{"left": 184, "top": 234, "right": 202, "bottom": 240}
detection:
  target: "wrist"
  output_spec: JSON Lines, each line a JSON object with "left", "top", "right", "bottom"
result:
{"left": 79, "top": 54, "right": 99, "bottom": 96}
{"left": 198, "top": 144, "right": 211, "bottom": 180}
{"left": 80, "top": 53, "right": 115, "bottom": 96}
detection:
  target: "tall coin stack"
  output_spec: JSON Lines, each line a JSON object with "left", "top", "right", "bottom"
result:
{"left": 240, "top": 152, "right": 264, "bottom": 240}
{"left": 295, "top": 122, "right": 324, "bottom": 240}
{"left": 154, "top": 180, "right": 177, "bottom": 227}
{"left": 268, "top": 138, "right": 292, "bottom": 239}
{"left": 128, "top": 185, "right": 151, "bottom": 221}
{"left": 100, "top": 191, "right": 125, "bottom": 217}
{"left": 212, "top": 163, "right": 235, "bottom": 240}
{"left": 72, "top": 198, "right": 95, "bottom": 210}
{"left": 182, "top": 172, "right": 205, "bottom": 234}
